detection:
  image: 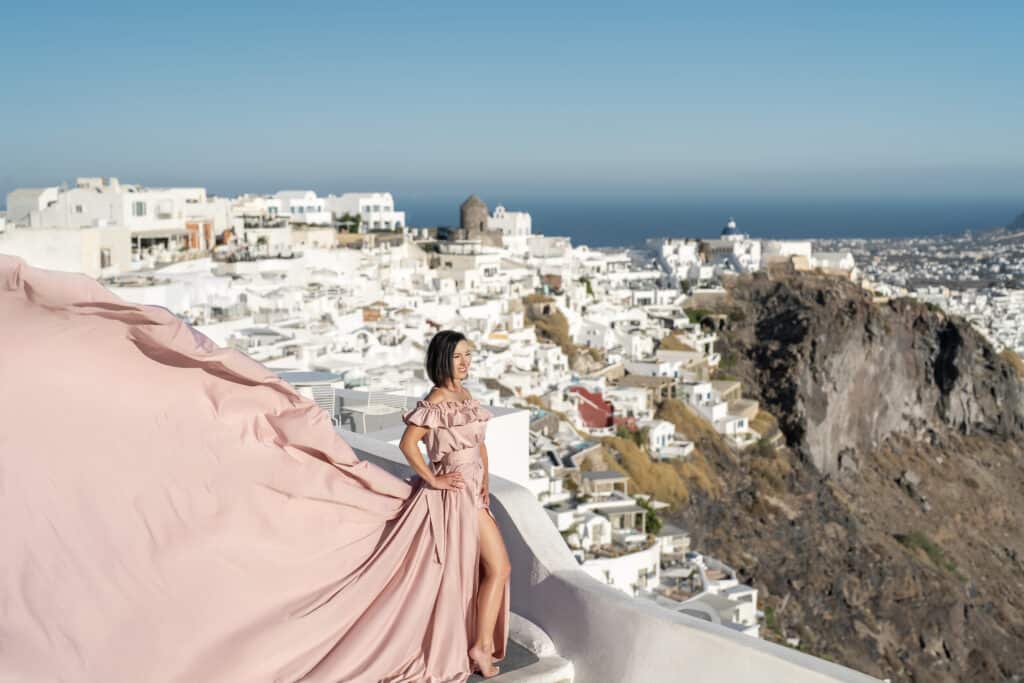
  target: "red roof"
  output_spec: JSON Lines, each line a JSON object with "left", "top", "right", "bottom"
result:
{"left": 569, "top": 385, "right": 614, "bottom": 428}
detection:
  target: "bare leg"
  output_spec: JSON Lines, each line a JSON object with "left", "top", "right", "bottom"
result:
{"left": 468, "top": 508, "right": 511, "bottom": 678}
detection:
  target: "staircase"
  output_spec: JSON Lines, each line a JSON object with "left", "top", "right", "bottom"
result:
{"left": 468, "top": 612, "right": 574, "bottom": 683}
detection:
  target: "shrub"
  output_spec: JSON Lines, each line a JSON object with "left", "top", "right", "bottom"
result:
{"left": 894, "top": 531, "right": 963, "bottom": 579}
{"left": 684, "top": 308, "right": 713, "bottom": 324}
{"left": 748, "top": 451, "right": 791, "bottom": 492}
{"left": 615, "top": 425, "right": 648, "bottom": 449}
{"left": 717, "top": 351, "right": 738, "bottom": 372}
{"left": 751, "top": 437, "right": 776, "bottom": 458}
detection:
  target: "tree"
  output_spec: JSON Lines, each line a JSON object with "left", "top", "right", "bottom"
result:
{"left": 634, "top": 495, "right": 663, "bottom": 535}
{"left": 338, "top": 213, "right": 362, "bottom": 234}
{"left": 616, "top": 425, "right": 648, "bottom": 449}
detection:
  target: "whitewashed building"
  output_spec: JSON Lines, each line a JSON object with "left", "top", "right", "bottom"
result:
{"left": 762, "top": 239, "right": 813, "bottom": 269}
{"left": 324, "top": 192, "right": 405, "bottom": 232}
{"left": 1, "top": 177, "right": 230, "bottom": 275}
{"left": 488, "top": 205, "right": 532, "bottom": 256}
{"left": 274, "top": 191, "right": 332, "bottom": 225}
{"left": 702, "top": 218, "right": 762, "bottom": 274}
{"left": 652, "top": 237, "right": 701, "bottom": 287}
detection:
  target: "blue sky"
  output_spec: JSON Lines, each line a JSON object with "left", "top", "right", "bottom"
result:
{"left": 2, "top": 1, "right": 1022, "bottom": 203}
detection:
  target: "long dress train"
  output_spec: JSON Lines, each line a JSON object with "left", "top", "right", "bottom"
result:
{"left": 0, "top": 254, "right": 508, "bottom": 682}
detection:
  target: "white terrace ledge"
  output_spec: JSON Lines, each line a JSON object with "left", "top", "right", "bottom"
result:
{"left": 337, "top": 401, "right": 882, "bottom": 683}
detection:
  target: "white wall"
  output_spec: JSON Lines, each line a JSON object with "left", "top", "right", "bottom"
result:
{"left": 763, "top": 240, "right": 813, "bottom": 258}
{"left": 0, "top": 226, "right": 131, "bottom": 278}
{"left": 6, "top": 187, "right": 60, "bottom": 225}
{"left": 583, "top": 542, "right": 661, "bottom": 596}
{"left": 107, "top": 281, "right": 194, "bottom": 314}
{"left": 32, "top": 186, "right": 117, "bottom": 228}
{"left": 291, "top": 227, "right": 337, "bottom": 248}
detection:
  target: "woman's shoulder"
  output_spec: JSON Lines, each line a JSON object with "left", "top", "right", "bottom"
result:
{"left": 423, "top": 386, "right": 472, "bottom": 404}
{"left": 402, "top": 388, "right": 489, "bottom": 429}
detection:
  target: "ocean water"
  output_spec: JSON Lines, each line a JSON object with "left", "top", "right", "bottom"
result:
{"left": 400, "top": 196, "right": 1023, "bottom": 247}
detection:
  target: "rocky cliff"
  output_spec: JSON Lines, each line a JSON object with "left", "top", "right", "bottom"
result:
{"left": 723, "top": 273, "right": 1024, "bottom": 474}
{"left": 667, "top": 273, "right": 1024, "bottom": 682}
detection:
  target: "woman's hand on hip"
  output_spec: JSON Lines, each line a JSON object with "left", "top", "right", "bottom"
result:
{"left": 429, "top": 472, "right": 465, "bottom": 491}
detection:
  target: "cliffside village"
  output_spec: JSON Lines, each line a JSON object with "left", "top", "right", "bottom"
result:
{"left": 818, "top": 231, "right": 1024, "bottom": 356}
{"left": 1, "top": 178, "right": 883, "bottom": 641}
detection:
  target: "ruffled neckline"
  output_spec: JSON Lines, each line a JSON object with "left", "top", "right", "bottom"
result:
{"left": 402, "top": 398, "right": 492, "bottom": 429}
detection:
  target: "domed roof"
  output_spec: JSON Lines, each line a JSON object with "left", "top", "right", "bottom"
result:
{"left": 461, "top": 194, "right": 486, "bottom": 208}
{"left": 721, "top": 216, "right": 738, "bottom": 235}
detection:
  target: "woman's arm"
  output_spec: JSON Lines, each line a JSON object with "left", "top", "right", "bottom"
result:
{"left": 398, "top": 425, "right": 436, "bottom": 482}
{"left": 398, "top": 425, "right": 465, "bottom": 491}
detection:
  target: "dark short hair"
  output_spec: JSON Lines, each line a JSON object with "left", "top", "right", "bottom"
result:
{"left": 426, "top": 330, "right": 468, "bottom": 388}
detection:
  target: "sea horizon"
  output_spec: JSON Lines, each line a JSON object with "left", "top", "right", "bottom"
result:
{"left": 399, "top": 195, "right": 1023, "bottom": 247}
{"left": 3, "top": 189, "right": 1020, "bottom": 249}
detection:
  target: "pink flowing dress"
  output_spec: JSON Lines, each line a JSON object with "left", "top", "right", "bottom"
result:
{"left": 401, "top": 398, "right": 511, "bottom": 670}
{"left": 0, "top": 254, "right": 507, "bottom": 683}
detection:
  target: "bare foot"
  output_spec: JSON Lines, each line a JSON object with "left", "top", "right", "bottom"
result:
{"left": 468, "top": 644, "right": 500, "bottom": 678}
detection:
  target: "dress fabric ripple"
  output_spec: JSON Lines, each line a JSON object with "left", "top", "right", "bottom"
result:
{"left": 0, "top": 254, "right": 508, "bottom": 682}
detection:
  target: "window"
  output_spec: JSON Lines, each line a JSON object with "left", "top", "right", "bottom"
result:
{"left": 132, "top": 201, "right": 147, "bottom": 217}
{"left": 74, "top": 204, "right": 84, "bottom": 214}
{"left": 100, "top": 248, "right": 111, "bottom": 269}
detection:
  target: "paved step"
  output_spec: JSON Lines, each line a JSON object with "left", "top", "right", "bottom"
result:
{"left": 468, "top": 613, "right": 574, "bottom": 683}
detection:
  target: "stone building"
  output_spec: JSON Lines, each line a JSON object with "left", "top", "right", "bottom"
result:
{"left": 457, "top": 194, "right": 502, "bottom": 246}
{"left": 460, "top": 194, "right": 488, "bottom": 233}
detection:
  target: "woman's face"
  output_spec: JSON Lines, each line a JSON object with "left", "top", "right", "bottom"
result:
{"left": 452, "top": 340, "right": 472, "bottom": 381}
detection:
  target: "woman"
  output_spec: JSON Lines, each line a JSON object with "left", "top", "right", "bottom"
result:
{"left": 398, "top": 331, "right": 512, "bottom": 679}
{"left": 0, "top": 254, "right": 507, "bottom": 682}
